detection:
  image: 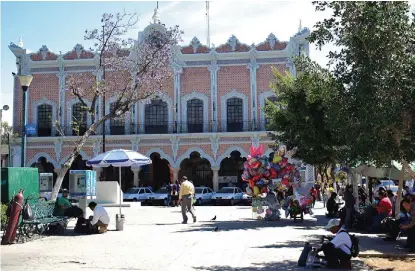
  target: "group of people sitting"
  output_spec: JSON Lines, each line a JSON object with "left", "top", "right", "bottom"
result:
{"left": 53, "top": 189, "right": 110, "bottom": 234}
{"left": 323, "top": 182, "right": 415, "bottom": 254}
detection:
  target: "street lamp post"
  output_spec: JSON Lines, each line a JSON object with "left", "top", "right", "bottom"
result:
{"left": 0, "top": 105, "right": 10, "bottom": 168}
{"left": 17, "top": 75, "right": 33, "bottom": 167}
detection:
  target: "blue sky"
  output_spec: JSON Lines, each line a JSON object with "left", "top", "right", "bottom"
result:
{"left": 1, "top": 1, "right": 414, "bottom": 125}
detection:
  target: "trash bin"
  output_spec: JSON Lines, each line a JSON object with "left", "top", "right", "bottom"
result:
{"left": 115, "top": 214, "right": 125, "bottom": 231}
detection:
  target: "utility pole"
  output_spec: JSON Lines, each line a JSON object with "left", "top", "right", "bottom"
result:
{"left": 102, "top": 24, "right": 106, "bottom": 153}
{"left": 206, "top": 1, "right": 210, "bottom": 48}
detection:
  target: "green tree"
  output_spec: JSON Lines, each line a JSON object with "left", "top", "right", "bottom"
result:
{"left": 265, "top": 57, "right": 345, "bottom": 180}
{"left": 309, "top": 1, "right": 415, "bottom": 213}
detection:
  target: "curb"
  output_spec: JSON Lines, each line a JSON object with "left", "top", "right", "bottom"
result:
{"left": 359, "top": 253, "right": 415, "bottom": 259}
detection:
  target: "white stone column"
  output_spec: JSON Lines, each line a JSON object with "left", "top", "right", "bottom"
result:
{"left": 132, "top": 167, "right": 141, "bottom": 187}
{"left": 173, "top": 168, "right": 179, "bottom": 182}
{"left": 248, "top": 61, "right": 259, "bottom": 129}
{"left": 212, "top": 167, "right": 219, "bottom": 192}
{"left": 173, "top": 66, "right": 183, "bottom": 129}
{"left": 208, "top": 61, "right": 220, "bottom": 132}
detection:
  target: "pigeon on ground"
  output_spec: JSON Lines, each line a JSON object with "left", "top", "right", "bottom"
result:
{"left": 213, "top": 226, "right": 219, "bottom": 232}
{"left": 211, "top": 215, "right": 216, "bottom": 221}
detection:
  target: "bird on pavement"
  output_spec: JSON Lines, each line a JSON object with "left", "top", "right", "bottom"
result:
{"left": 211, "top": 215, "right": 216, "bottom": 221}
{"left": 213, "top": 226, "right": 219, "bottom": 232}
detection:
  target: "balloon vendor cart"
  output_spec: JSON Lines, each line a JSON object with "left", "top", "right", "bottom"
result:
{"left": 242, "top": 145, "right": 313, "bottom": 222}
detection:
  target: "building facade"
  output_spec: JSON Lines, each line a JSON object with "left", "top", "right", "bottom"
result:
{"left": 9, "top": 10, "right": 314, "bottom": 191}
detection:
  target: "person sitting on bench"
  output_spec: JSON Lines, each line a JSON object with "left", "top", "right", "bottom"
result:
{"left": 54, "top": 189, "right": 71, "bottom": 216}
{"left": 88, "top": 202, "right": 110, "bottom": 234}
{"left": 318, "top": 219, "right": 352, "bottom": 269}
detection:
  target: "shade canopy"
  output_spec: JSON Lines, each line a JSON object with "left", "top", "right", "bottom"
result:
{"left": 87, "top": 149, "right": 151, "bottom": 168}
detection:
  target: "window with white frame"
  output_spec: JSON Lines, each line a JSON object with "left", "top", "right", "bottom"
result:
{"left": 187, "top": 99, "right": 203, "bottom": 133}
{"left": 37, "top": 104, "right": 52, "bottom": 137}
{"left": 72, "top": 103, "right": 87, "bottom": 136}
{"left": 226, "top": 98, "right": 243, "bottom": 132}
{"left": 110, "top": 103, "right": 125, "bottom": 135}
{"left": 265, "top": 96, "right": 277, "bottom": 128}
{"left": 145, "top": 99, "right": 168, "bottom": 134}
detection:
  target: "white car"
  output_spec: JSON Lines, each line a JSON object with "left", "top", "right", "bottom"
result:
{"left": 194, "top": 187, "right": 215, "bottom": 205}
{"left": 212, "top": 187, "right": 244, "bottom": 205}
{"left": 123, "top": 187, "right": 153, "bottom": 203}
{"left": 148, "top": 187, "right": 169, "bottom": 206}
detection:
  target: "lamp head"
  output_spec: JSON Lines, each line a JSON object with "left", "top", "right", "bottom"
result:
{"left": 18, "top": 75, "right": 33, "bottom": 88}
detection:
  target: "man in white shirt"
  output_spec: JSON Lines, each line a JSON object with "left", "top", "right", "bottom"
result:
{"left": 318, "top": 219, "right": 352, "bottom": 269}
{"left": 88, "top": 201, "right": 110, "bottom": 233}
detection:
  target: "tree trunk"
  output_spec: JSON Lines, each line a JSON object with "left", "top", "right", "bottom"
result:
{"left": 50, "top": 122, "right": 100, "bottom": 201}
{"left": 395, "top": 159, "right": 406, "bottom": 216}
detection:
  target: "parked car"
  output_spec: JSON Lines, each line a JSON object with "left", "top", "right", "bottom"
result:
{"left": 123, "top": 187, "right": 153, "bottom": 203}
{"left": 211, "top": 187, "right": 244, "bottom": 205}
{"left": 242, "top": 192, "right": 252, "bottom": 206}
{"left": 148, "top": 187, "right": 169, "bottom": 206}
{"left": 381, "top": 180, "right": 396, "bottom": 188}
{"left": 194, "top": 187, "right": 215, "bottom": 205}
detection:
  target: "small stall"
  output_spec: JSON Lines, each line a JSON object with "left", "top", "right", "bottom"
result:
{"left": 39, "top": 172, "right": 53, "bottom": 200}
{"left": 69, "top": 170, "right": 96, "bottom": 218}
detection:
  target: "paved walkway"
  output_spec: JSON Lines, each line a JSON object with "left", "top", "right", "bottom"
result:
{"left": 0, "top": 201, "right": 403, "bottom": 271}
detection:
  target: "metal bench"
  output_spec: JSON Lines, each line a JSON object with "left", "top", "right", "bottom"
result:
{"left": 17, "top": 200, "right": 66, "bottom": 243}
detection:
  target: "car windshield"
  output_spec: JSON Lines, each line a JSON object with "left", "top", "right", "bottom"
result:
{"left": 218, "top": 188, "right": 234, "bottom": 193}
{"left": 381, "top": 180, "right": 395, "bottom": 187}
{"left": 126, "top": 188, "right": 138, "bottom": 194}
{"left": 155, "top": 188, "right": 168, "bottom": 194}
{"left": 389, "top": 186, "right": 398, "bottom": 193}
{"left": 195, "top": 188, "right": 203, "bottom": 194}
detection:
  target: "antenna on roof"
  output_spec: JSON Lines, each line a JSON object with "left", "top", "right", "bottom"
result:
{"left": 206, "top": 1, "right": 211, "bottom": 48}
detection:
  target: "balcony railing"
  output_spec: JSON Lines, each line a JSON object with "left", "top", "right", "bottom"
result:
{"left": 14, "top": 120, "right": 267, "bottom": 137}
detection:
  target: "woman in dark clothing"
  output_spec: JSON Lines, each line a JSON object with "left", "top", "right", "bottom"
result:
{"left": 327, "top": 192, "right": 341, "bottom": 218}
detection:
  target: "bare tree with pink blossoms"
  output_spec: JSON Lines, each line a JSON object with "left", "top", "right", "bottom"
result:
{"left": 51, "top": 11, "right": 182, "bottom": 200}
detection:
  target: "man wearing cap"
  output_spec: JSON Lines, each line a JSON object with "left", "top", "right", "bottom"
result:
{"left": 88, "top": 201, "right": 110, "bottom": 233}
{"left": 318, "top": 219, "right": 352, "bottom": 269}
{"left": 54, "top": 189, "right": 72, "bottom": 217}
{"left": 400, "top": 198, "right": 415, "bottom": 252}
{"left": 178, "top": 176, "right": 196, "bottom": 224}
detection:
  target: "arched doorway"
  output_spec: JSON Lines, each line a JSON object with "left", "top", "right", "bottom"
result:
{"left": 218, "top": 151, "right": 246, "bottom": 189}
{"left": 31, "top": 156, "right": 57, "bottom": 185}
{"left": 139, "top": 152, "right": 170, "bottom": 190}
{"left": 179, "top": 151, "right": 213, "bottom": 188}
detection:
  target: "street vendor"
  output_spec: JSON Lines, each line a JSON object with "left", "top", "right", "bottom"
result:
{"left": 318, "top": 219, "right": 352, "bottom": 269}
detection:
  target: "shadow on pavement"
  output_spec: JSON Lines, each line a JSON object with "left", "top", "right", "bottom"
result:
{"left": 173, "top": 218, "right": 324, "bottom": 233}
{"left": 193, "top": 259, "right": 369, "bottom": 271}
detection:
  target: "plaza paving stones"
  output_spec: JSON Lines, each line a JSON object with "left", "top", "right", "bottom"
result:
{"left": 1, "top": 202, "right": 374, "bottom": 271}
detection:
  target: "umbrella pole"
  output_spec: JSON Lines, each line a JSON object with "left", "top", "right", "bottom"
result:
{"left": 119, "top": 166, "right": 122, "bottom": 215}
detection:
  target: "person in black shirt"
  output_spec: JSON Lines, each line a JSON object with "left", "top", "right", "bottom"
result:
{"left": 327, "top": 192, "right": 341, "bottom": 218}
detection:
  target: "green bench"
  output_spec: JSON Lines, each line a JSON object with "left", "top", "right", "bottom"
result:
{"left": 17, "top": 200, "right": 66, "bottom": 243}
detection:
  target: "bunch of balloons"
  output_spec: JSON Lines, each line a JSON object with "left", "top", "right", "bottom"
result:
{"left": 241, "top": 146, "right": 272, "bottom": 197}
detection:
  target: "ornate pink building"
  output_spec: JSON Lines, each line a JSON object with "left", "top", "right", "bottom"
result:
{"left": 9, "top": 11, "right": 313, "bottom": 191}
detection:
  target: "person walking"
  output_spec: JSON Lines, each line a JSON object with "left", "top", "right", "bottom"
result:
{"left": 166, "top": 181, "right": 172, "bottom": 207}
{"left": 343, "top": 185, "right": 356, "bottom": 230}
{"left": 178, "top": 176, "right": 196, "bottom": 224}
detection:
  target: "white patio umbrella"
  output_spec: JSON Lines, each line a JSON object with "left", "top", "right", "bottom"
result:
{"left": 87, "top": 149, "right": 152, "bottom": 215}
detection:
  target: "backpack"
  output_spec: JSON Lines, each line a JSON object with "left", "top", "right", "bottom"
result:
{"left": 340, "top": 229, "right": 360, "bottom": 257}
{"left": 22, "top": 203, "right": 34, "bottom": 220}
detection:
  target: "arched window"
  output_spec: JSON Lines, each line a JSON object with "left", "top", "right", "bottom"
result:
{"left": 72, "top": 103, "right": 87, "bottom": 136}
{"left": 226, "top": 98, "right": 243, "bottom": 132}
{"left": 265, "top": 96, "right": 278, "bottom": 128}
{"left": 110, "top": 103, "right": 125, "bottom": 135}
{"left": 145, "top": 99, "right": 168, "bottom": 134}
{"left": 37, "top": 104, "right": 52, "bottom": 136}
{"left": 187, "top": 99, "right": 203, "bottom": 133}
